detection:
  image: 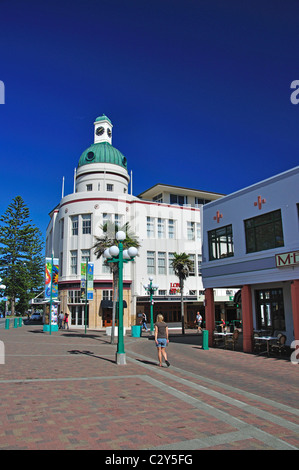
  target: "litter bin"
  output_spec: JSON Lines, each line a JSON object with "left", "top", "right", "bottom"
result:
{"left": 202, "top": 329, "right": 209, "bottom": 350}
{"left": 131, "top": 325, "right": 142, "bottom": 337}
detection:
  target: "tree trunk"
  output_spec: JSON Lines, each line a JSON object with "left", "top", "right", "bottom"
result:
{"left": 180, "top": 279, "right": 185, "bottom": 335}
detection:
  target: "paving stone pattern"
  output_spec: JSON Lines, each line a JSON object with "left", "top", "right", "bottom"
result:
{"left": 0, "top": 326, "right": 298, "bottom": 450}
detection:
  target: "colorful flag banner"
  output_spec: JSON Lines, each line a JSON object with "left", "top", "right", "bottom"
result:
{"left": 45, "top": 258, "right": 59, "bottom": 299}
{"left": 87, "top": 263, "right": 94, "bottom": 300}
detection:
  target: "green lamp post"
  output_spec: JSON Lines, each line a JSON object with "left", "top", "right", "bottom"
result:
{"left": 143, "top": 276, "right": 159, "bottom": 335}
{"left": 103, "top": 231, "right": 138, "bottom": 365}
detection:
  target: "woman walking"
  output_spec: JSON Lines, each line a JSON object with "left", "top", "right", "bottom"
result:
{"left": 154, "top": 314, "right": 170, "bottom": 367}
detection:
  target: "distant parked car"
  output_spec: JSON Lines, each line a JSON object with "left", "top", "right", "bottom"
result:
{"left": 24, "top": 313, "right": 43, "bottom": 325}
{"left": 30, "top": 314, "right": 42, "bottom": 321}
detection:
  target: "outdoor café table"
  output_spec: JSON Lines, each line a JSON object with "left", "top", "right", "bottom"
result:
{"left": 254, "top": 336, "right": 277, "bottom": 356}
{"left": 214, "top": 332, "right": 233, "bottom": 337}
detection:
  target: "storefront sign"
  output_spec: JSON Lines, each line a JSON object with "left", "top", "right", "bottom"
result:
{"left": 169, "top": 282, "right": 180, "bottom": 294}
{"left": 276, "top": 250, "right": 299, "bottom": 267}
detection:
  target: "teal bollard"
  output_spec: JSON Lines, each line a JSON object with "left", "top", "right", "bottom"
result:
{"left": 202, "top": 329, "right": 209, "bottom": 350}
{"left": 131, "top": 325, "right": 142, "bottom": 337}
{"left": 5, "top": 319, "right": 10, "bottom": 329}
{"left": 14, "top": 318, "right": 18, "bottom": 328}
{"left": 18, "top": 318, "right": 22, "bottom": 327}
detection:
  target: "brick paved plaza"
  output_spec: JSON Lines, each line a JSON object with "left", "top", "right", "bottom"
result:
{"left": 0, "top": 324, "right": 298, "bottom": 452}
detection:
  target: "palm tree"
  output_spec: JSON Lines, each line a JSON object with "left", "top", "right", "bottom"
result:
{"left": 93, "top": 221, "right": 140, "bottom": 344}
{"left": 171, "top": 252, "right": 192, "bottom": 335}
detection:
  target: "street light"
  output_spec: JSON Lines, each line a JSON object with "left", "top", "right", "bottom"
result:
{"left": 143, "top": 276, "right": 159, "bottom": 335}
{"left": 103, "top": 231, "right": 138, "bottom": 365}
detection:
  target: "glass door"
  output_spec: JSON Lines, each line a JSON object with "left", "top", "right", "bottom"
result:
{"left": 70, "top": 305, "right": 89, "bottom": 327}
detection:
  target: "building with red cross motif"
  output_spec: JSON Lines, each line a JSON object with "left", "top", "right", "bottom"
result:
{"left": 201, "top": 166, "right": 299, "bottom": 351}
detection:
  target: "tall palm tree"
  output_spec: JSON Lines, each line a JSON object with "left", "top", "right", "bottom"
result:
{"left": 171, "top": 252, "right": 192, "bottom": 335}
{"left": 93, "top": 221, "right": 140, "bottom": 344}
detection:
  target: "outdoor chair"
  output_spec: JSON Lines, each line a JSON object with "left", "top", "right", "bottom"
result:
{"left": 213, "top": 330, "right": 224, "bottom": 347}
{"left": 225, "top": 329, "right": 239, "bottom": 350}
{"left": 270, "top": 334, "right": 287, "bottom": 356}
{"left": 253, "top": 333, "right": 266, "bottom": 354}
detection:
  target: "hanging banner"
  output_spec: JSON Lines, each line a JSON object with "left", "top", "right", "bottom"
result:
{"left": 81, "top": 263, "right": 87, "bottom": 301}
{"left": 45, "top": 258, "right": 59, "bottom": 299}
{"left": 87, "top": 262, "right": 94, "bottom": 300}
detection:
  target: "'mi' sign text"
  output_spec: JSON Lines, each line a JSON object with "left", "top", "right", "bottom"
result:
{"left": 276, "top": 251, "right": 299, "bottom": 267}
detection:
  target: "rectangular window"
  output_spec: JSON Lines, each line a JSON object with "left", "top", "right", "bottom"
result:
{"left": 158, "top": 252, "right": 166, "bottom": 275}
{"left": 208, "top": 224, "right": 234, "bottom": 260}
{"left": 81, "top": 249, "right": 90, "bottom": 265}
{"left": 71, "top": 216, "right": 78, "bottom": 236}
{"left": 255, "top": 288, "right": 285, "bottom": 331}
{"left": 60, "top": 218, "right": 64, "bottom": 239}
{"left": 170, "top": 194, "right": 187, "bottom": 206}
{"left": 197, "top": 255, "right": 202, "bottom": 275}
{"left": 158, "top": 290, "right": 167, "bottom": 296}
{"left": 147, "top": 251, "right": 155, "bottom": 274}
{"left": 168, "top": 219, "right": 175, "bottom": 239}
{"left": 103, "top": 290, "right": 113, "bottom": 301}
{"left": 153, "top": 193, "right": 163, "bottom": 203}
{"left": 168, "top": 252, "right": 175, "bottom": 274}
{"left": 103, "top": 213, "right": 112, "bottom": 225}
{"left": 68, "top": 290, "right": 81, "bottom": 303}
{"left": 195, "top": 197, "right": 211, "bottom": 206}
{"left": 107, "top": 184, "right": 113, "bottom": 192}
{"left": 86, "top": 184, "right": 92, "bottom": 191}
{"left": 70, "top": 250, "right": 77, "bottom": 275}
{"left": 196, "top": 223, "right": 201, "bottom": 241}
{"left": 157, "top": 218, "right": 165, "bottom": 238}
{"left": 147, "top": 217, "right": 155, "bottom": 238}
{"left": 82, "top": 214, "right": 91, "bottom": 234}
{"left": 114, "top": 214, "right": 123, "bottom": 227}
{"left": 187, "top": 221, "right": 195, "bottom": 240}
{"left": 188, "top": 254, "right": 195, "bottom": 276}
{"left": 245, "top": 210, "right": 284, "bottom": 253}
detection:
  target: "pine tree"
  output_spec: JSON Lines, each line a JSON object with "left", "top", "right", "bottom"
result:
{"left": 0, "top": 196, "right": 44, "bottom": 315}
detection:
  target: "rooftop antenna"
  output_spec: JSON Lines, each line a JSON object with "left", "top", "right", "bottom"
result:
{"left": 62, "top": 176, "right": 65, "bottom": 198}
{"left": 130, "top": 170, "right": 133, "bottom": 195}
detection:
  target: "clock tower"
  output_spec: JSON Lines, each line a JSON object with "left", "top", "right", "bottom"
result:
{"left": 94, "top": 114, "right": 113, "bottom": 144}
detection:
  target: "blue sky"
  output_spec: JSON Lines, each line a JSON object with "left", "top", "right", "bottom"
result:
{"left": 0, "top": 0, "right": 298, "bottom": 239}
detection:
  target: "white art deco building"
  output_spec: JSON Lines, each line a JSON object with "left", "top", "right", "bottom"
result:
{"left": 46, "top": 115, "right": 236, "bottom": 330}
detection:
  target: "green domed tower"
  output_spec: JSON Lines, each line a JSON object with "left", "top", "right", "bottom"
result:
{"left": 75, "top": 115, "right": 130, "bottom": 194}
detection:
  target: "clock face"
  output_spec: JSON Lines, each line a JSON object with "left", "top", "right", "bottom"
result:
{"left": 107, "top": 128, "right": 112, "bottom": 137}
{"left": 96, "top": 126, "right": 104, "bottom": 136}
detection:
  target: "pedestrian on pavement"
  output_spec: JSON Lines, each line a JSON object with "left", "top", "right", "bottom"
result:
{"left": 154, "top": 314, "right": 170, "bottom": 367}
{"left": 58, "top": 311, "right": 64, "bottom": 329}
{"left": 141, "top": 312, "right": 148, "bottom": 332}
{"left": 63, "top": 312, "right": 69, "bottom": 330}
{"left": 195, "top": 311, "right": 202, "bottom": 333}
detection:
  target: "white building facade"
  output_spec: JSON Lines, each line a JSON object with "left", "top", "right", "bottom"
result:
{"left": 201, "top": 166, "right": 299, "bottom": 350}
{"left": 46, "top": 115, "right": 235, "bottom": 330}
